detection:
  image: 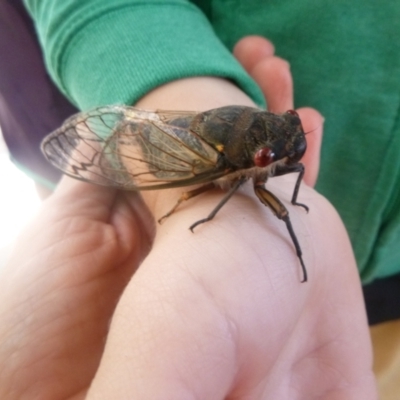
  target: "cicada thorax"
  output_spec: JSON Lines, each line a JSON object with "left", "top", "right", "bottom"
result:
{"left": 189, "top": 106, "right": 255, "bottom": 168}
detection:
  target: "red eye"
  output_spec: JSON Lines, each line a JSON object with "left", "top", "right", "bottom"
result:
{"left": 286, "top": 109, "right": 299, "bottom": 117}
{"left": 254, "top": 147, "right": 274, "bottom": 167}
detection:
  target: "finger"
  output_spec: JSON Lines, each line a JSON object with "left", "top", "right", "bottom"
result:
{"left": 296, "top": 107, "right": 324, "bottom": 187}
{"left": 51, "top": 176, "right": 154, "bottom": 256}
{"left": 52, "top": 176, "right": 118, "bottom": 222}
{"left": 233, "top": 36, "right": 275, "bottom": 72}
{"left": 233, "top": 36, "right": 293, "bottom": 112}
{"left": 55, "top": 174, "right": 115, "bottom": 200}
{"left": 251, "top": 56, "right": 294, "bottom": 112}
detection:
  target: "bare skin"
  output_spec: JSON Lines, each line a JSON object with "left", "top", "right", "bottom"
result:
{"left": 0, "top": 37, "right": 377, "bottom": 399}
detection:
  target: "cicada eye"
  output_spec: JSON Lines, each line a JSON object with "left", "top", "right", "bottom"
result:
{"left": 254, "top": 147, "right": 275, "bottom": 167}
{"left": 286, "top": 109, "right": 299, "bottom": 117}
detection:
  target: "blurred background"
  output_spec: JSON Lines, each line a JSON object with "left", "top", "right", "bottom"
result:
{"left": 0, "top": 128, "right": 41, "bottom": 269}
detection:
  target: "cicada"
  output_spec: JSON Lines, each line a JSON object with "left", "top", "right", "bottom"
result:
{"left": 41, "top": 105, "right": 309, "bottom": 281}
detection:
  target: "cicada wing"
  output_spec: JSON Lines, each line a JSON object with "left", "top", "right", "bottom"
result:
{"left": 41, "top": 105, "right": 222, "bottom": 190}
{"left": 155, "top": 109, "right": 198, "bottom": 125}
{"left": 42, "top": 106, "right": 138, "bottom": 188}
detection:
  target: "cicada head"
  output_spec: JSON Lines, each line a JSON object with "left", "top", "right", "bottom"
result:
{"left": 283, "top": 110, "right": 307, "bottom": 164}
{"left": 252, "top": 109, "right": 307, "bottom": 168}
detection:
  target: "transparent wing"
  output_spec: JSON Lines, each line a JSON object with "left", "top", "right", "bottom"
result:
{"left": 41, "top": 105, "right": 224, "bottom": 190}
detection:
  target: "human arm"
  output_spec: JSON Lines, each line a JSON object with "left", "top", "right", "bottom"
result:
{"left": 23, "top": 0, "right": 265, "bottom": 110}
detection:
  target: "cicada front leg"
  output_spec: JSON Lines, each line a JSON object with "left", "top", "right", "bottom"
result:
{"left": 273, "top": 162, "right": 308, "bottom": 212}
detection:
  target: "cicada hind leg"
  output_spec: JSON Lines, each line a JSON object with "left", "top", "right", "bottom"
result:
{"left": 188, "top": 177, "right": 246, "bottom": 231}
{"left": 158, "top": 177, "right": 247, "bottom": 231}
{"left": 158, "top": 182, "right": 216, "bottom": 224}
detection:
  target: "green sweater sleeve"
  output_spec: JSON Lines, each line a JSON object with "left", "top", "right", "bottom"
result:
{"left": 23, "top": 0, "right": 265, "bottom": 110}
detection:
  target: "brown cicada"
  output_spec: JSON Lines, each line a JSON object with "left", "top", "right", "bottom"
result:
{"left": 41, "top": 105, "right": 309, "bottom": 281}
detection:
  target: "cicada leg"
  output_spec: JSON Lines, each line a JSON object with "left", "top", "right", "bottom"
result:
{"left": 189, "top": 177, "right": 247, "bottom": 231}
{"left": 158, "top": 182, "right": 216, "bottom": 224}
{"left": 254, "top": 183, "right": 307, "bottom": 282}
{"left": 290, "top": 165, "right": 308, "bottom": 212}
{"left": 273, "top": 162, "right": 308, "bottom": 212}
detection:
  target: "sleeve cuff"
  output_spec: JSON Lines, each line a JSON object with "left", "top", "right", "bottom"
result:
{"left": 29, "top": 1, "right": 265, "bottom": 110}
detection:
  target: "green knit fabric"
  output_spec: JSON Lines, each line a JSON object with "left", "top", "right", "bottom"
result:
{"left": 24, "top": 0, "right": 400, "bottom": 282}
{"left": 23, "top": 0, "right": 265, "bottom": 109}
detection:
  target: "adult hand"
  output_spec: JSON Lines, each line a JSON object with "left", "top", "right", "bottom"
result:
{"left": 0, "top": 37, "right": 377, "bottom": 399}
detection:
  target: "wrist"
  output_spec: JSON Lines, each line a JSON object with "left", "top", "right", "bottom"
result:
{"left": 134, "top": 76, "right": 258, "bottom": 222}
{"left": 135, "top": 76, "right": 257, "bottom": 111}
